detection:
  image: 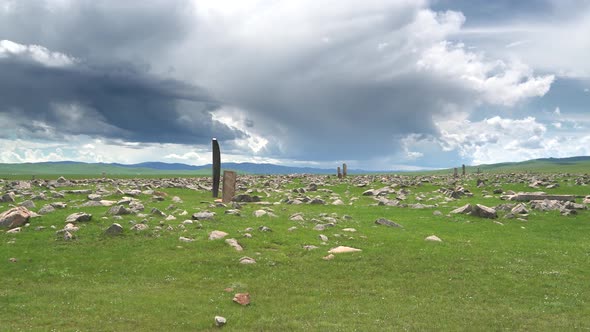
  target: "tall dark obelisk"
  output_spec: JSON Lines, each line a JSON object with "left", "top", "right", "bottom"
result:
{"left": 212, "top": 138, "right": 221, "bottom": 198}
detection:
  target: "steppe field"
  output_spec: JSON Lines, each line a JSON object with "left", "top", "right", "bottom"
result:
{"left": 1, "top": 169, "right": 590, "bottom": 331}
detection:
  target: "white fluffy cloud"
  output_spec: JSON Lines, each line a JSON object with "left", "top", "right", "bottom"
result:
{"left": 0, "top": 39, "right": 76, "bottom": 67}
{"left": 432, "top": 115, "right": 590, "bottom": 165}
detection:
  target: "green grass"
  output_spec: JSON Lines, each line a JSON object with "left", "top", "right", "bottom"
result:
{"left": 1, "top": 174, "right": 590, "bottom": 331}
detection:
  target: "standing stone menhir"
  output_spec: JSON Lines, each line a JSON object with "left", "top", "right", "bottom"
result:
{"left": 212, "top": 138, "right": 221, "bottom": 198}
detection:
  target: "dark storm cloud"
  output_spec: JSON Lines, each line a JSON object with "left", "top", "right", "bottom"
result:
{"left": 0, "top": 47, "right": 243, "bottom": 144}
{"left": 0, "top": 0, "right": 194, "bottom": 61}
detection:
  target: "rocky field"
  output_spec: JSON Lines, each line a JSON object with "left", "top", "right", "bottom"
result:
{"left": 1, "top": 172, "right": 590, "bottom": 330}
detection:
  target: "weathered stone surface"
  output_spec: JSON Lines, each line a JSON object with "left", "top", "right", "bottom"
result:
{"left": 253, "top": 210, "right": 267, "bottom": 217}
{"left": 375, "top": 218, "right": 403, "bottom": 228}
{"left": 332, "top": 199, "right": 345, "bottom": 205}
{"left": 38, "top": 204, "right": 56, "bottom": 215}
{"left": 471, "top": 204, "right": 498, "bottom": 219}
{"left": 130, "top": 223, "right": 149, "bottom": 231}
{"left": 19, "top": 200, "right": 35, "bottom": 209}
{"left": 65, "top": 212, "right": 92, "bottom": 223}
{"left": 214, "top": 316, "right": 227, "bottom": 327}
{"left": 303, "top": 245, "right": 318, "bottom": 250}
{"left": 511, "top": 203, "right": 529, "bottom": 215}
{"left": 225, "top": 238, "right": 243, "bottom": 251}
{"left": 450, "top": 204, "right": 472, "bottom": 214}
{"left": 0, "top": 206, "right": 32, "bottom": 228}
{"left": 505, "top": 192, "right": 575, "bottom": 202}
{"left": 425, "top": 235, "right": 442, "bottom": 242}
{"left": 192, "top": 211, "right": 215, "bottom": 220}
{"left": 209, "top": 230, "right": 229, "bottom": 240}
{"left": 105, "top": 223, "right": 123, "bottom": 235}
{"left": 319, "top": 234, "right": 328, "bottom": 242}
{"left": 323, "top": 254, "right": 335, "bottom": 260}
{"left": 108, "top": 205, "right": 132, "bottom": 216}
{"left": 0, "top": 192, "right": 15, "bottom": 203}
{"left": 239, "top": 256, "right": 256, "bottom": 264}
{"left": 7, "top": 227, "right": 22, "bottom": 234}
{"left": 63, "top": 230, "right": 74, "bottom": 240}
{"left": 179, "top": 236, "right": 195, "bottom": 242}
{"left": 233, "top": 293, "right": 250, "bottom": 305}
{"left": 328, "top": 246, "right": 362, "bottom": 254}
{"left": 342, "top": 228, "right": 357, "bottom": 232}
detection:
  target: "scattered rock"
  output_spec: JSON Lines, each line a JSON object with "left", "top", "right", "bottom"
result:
{"left": 323, "top": 254, "right": 335, "bottom": 260}
{"left": 425, "top": 235, "right": 442, "bottom": 242}
{"left": 65, "top": 212, "right": 92, "bottom": 223}
{"left": 471, "top": 204, "right": 498, "bottom": 219}
{"left": 225, "top": 238, "right": 243, "bottom": 251}
{"left": 192, "top": 211, "right": 215, "bottom": 221}
{"left": 253, "top": 210, "right": 267, "bottom": 217}
{"left": 0, "top": 206, "right": 32, "bottom": 229}
{"left": 179, "top": 236, "right": 195, "bottom": 242}
{"left": 214, "top": 316, "right": 227, "bottom": 327}
{"left": 9, "top": 258, "right": 17, "bottom": 263}
{"left": 108, "top": 205, "right": 132, "bottom": 216}
{"left": 239, "top": 257, "right": 256, "bottom": 264}
{"left": 19, "top": 200, "right": 36, "bottom": 209}
{"left": 130, "top": 223, "right": 149, "bottom": 231}
{"left": 328, "top": 246, "right": 362, "bottom": 254}
{"left": 105, "top": 223, "right": 123, "bottom": 235}
{"left": 7, "top": 227, "right": 22, "bottom": 234}
{"left": 375, "top": 218, "right": 403, "bottom": 228}
{"left": 209, "top": 230, "right": 229, "bottom": 240}
{"left": 342, "top": 228, "right": 356, "bottom": 232}
{"left": 233, "top": 293, "right": 250, "bottom": 305}
{"left": 450, "top": 204, "right": 472, "bottom": 215}
{"left": 319, "top": 234, "right": 328, "bottom": 242}
{"left": 303, "top": 245, "right": 318, "bottom": 250}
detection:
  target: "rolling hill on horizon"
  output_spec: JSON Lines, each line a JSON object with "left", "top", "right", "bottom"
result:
{"left": 0, "top": 156, "right": 588, "bottom": 177}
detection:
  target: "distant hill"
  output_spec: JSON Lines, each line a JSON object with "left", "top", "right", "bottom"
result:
{"left": 0, "top": 156, "right": 588, "bottom": 177}
{"left": 0, "top": 161, "right": 362, "bottom": 176}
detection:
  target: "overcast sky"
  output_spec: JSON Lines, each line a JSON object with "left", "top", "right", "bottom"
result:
{"left": 1, "top": 0, "right": 589, "bottom": 170}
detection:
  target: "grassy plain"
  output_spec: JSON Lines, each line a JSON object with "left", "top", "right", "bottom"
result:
{"left": 1, "top": 170, "right": 590, "bottom": 331}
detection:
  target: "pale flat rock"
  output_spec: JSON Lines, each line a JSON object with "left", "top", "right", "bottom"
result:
{"left": 253, "top": 209, "right": 267, "bottom": 217}
{"left": 319, "top": 234, "right": 328, "bottom": 242}
{"left": 192, "top": 211, "right": 215, "bottom": 220}
{"left": 328, "top": 246, "right": 362, "bottom": 254}
{"left": 209, "top": 230, "right": 229, "bottom": 240}
{"left": 179, "top": 236, "right": 195, "bottom": 242}
{"left": 342, "top": 228, "right": 357, "bottom": 232}
{"left": 323, "top": 254, "right": 335, "bottom": 260}
{"left": 6, "top": 227, "right": 22, "bottom": 234}
{"left": 425, "top": 235, "right": 442, "bottom": 242}
{"left": 332, "top": 199, "right": 345, "bottom": 205}
{"left": 130, "top": 223, "right": 149, "bottom": 231}
{"left": 225, "top": 238, "right": 243, "bottom": 251}
{"left": 239, "top": 256, "right": 256, "bottom": 264}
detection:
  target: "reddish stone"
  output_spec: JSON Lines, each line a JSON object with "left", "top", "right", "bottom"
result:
{"left": 233, "top": 293, "right": 250, "bottom": 306}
